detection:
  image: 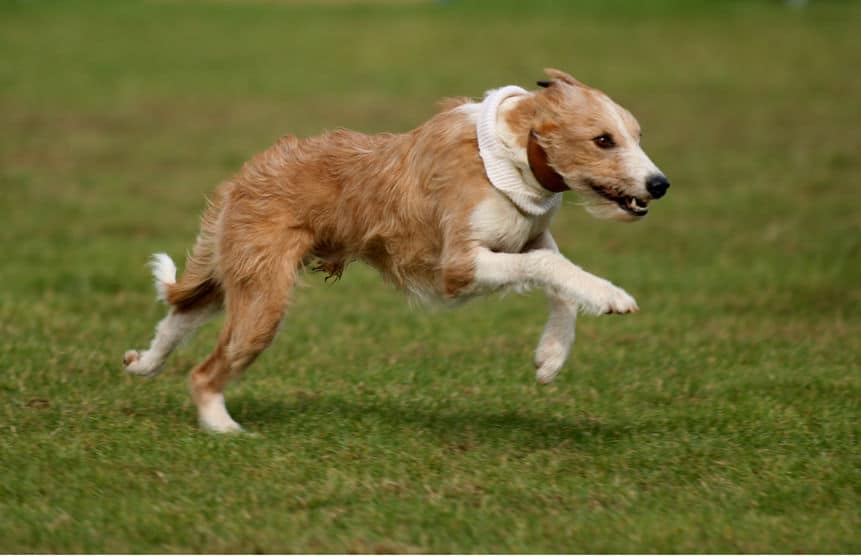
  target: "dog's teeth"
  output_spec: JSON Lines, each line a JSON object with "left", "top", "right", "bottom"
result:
{"left": 624, "top": 197, "right": 649, "bottom": 214}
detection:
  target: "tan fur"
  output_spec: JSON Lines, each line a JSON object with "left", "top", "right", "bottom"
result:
{"left": 163, "top": 102, "right": 496, "bottom": 411}
{"left": 126, "top": 68, "right": 668, "bottom": 431}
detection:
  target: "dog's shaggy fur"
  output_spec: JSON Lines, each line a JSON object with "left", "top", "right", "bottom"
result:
{"left": 124, "top": 69, "right": 669, "bottom": 432}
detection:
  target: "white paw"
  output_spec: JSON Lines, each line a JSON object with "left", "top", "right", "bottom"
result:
{"left": 198, "top": 394, "right": 244, "bottom": 434}
{"left": 200, "top": 417, "right": 244, "bottom": 434}
{"left": 534, "top": 340, "right": 569, "bottom": 384}
{"left": 123, "top": 349, "right": 164, "bottom": 378}
{"left": 535, "top": 361, "right": 562, "bottom": 384}
{"left": 584, "top": 283, "right": 639, "bottom": 315}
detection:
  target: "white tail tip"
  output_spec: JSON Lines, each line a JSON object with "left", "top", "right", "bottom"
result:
{"left": 149, "top": 253, "right": 177, "bottom": 302}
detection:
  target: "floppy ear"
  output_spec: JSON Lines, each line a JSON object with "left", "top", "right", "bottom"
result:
{"left": 543, "top": 68, "right": 583, "bottom": 87}
{"left": 527, "top": 130, "right": 569, "bottom": 193}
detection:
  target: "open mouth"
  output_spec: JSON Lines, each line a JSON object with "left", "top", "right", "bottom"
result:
{"left": 591, "top": 186, "right": 649, "bottom": 216}
{"left": 618, "top": 195, "right": 649, "bottom": 216}
{"left": 583, "top": 179, "right": 650, "bottom": 216}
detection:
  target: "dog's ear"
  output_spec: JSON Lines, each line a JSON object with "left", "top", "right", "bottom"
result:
{"left": 543, "top": 68, "right": 584, "bottom": 88}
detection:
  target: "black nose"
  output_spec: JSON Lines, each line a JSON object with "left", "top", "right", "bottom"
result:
{"left": 646, "top": 174, "right": 670, "bottom": 199}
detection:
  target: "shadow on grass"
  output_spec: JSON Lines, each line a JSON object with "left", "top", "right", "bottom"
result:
{"left": 229, "top": 393, "right": 639, "bottom": 451}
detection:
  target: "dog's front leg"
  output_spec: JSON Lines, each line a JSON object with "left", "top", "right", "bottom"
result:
{"left": 524, "top": 232, "right": 577, "bottom": 383}
{"left": 470, "top": 245, "right": 638, "bottom": 379}
{"left": 472, "top": 246, "right": 638, "bottom": 315}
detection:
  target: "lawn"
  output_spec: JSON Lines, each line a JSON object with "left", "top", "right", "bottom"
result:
{"left": 1, "top": 0, "right": 859, "bottom": 552}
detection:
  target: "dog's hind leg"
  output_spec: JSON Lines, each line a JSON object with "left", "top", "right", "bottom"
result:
{"left": 123, "top": 306, "right": 219, "bottom": 377}
{"left": 124, "top": 254, "right": 222, "bottom": 377}
{"left": 189, "top": 231, "right": 313, "bottom": 433}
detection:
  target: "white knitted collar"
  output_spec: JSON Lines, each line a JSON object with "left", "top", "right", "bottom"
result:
{"left": 476, "top": 85, "right": 563, "bottom": 216}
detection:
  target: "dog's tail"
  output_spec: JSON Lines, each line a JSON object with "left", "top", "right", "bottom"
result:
{"left": 149, "top": 253, "right": 177, "bottom": 303}
{"left": 153, "top": 196, "right": 224, "bottom": 313}
{"left": 164, "top": 268, "right": 221, "bottom": 313}
{"left": 149, "top": 251, "right": 221, "bottom": 312}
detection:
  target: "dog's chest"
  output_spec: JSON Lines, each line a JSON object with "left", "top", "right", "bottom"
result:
{"left": 469, "top": 192, "right": 555, "bottom": 253}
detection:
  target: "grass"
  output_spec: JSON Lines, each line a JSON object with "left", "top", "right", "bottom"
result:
{"left": 1, "top": 0, "right": 860, "bottom": 552}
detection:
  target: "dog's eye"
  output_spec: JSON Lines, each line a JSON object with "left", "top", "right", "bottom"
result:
{"left": 593, "top": 134, "right": 615, "bottom": 149}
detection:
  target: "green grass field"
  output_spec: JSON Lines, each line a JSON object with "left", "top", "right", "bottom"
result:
{"left": 1, "top": 1, "right": 860, "bottom": 552}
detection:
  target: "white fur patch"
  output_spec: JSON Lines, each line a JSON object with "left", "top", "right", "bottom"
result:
{"left": 528, "top": 232, "right": 577, "bottom": 384}
{"left": 198, "top": 393, "right": 243, "bottom": 433}
{"left": 470, "top": 193, "right": 557, "bottom": 254}
{"left": 149, "top": 253, "right": 177, "bottom": 302}
{"left": 534, "top": 298, "right": 576, "bottom": 384}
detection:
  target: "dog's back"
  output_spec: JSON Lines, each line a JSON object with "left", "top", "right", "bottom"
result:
{"left": 200, "top": 105, "right": 489, "bottom": 300}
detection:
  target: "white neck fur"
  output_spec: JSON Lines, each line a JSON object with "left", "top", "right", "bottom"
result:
{"left": 475, "top": 86, "right": 563, "bottom": 216}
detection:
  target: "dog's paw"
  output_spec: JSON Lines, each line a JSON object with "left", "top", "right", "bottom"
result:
{"left": 123, "top": 350, "right": 140, "bottom": 367}
{"left": 534, "top": 340, "right": 569, "bottom": 384}
{"left": 535, "top": 361, "right": 562, "bottom": 384}
{"left": 582, "top": 283, "right": 638, "bottom": 315}
{"left": 197, "top": 394, "right": 245, "bottom": 434}
{"left": 123, "top": 349, "right": 163, "bottom": 378}
{"left": 200, "top": 417, "right": 245, "bottom": 434}
{"left": 603, "top": 286, "right": 639, "bottom": 314}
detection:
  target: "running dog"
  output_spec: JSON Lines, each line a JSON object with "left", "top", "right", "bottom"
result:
{"left": 123, "top": 68, "right": 670, "bottom": 432}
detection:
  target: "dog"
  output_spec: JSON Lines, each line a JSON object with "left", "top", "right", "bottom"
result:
{"left": 123, "top": 68, "right": 669, "bottom": 432}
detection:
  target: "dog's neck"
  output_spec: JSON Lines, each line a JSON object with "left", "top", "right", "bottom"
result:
{"left": 476, "top": 86, "right": 563, "bottom": 216}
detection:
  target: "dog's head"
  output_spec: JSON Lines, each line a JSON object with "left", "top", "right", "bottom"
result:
{"left": 509, "top": 68, "right": 669, "bottom": 221}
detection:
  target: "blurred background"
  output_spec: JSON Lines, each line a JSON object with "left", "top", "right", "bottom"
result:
{"left": 1, "top": 1, "right": 859, "bottom": 553}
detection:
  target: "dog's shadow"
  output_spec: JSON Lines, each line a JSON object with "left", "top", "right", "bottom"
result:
{"left": 231, "top": 393, "right": 641, "bottom": 452}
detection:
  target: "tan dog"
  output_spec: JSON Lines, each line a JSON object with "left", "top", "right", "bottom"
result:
{"left": 123, "top": 68, "right": 669, "bottom": 432}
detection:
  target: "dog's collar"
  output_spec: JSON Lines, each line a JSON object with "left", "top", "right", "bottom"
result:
{"left": 476, "top": 85, "right": 563, "bottom": 216}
